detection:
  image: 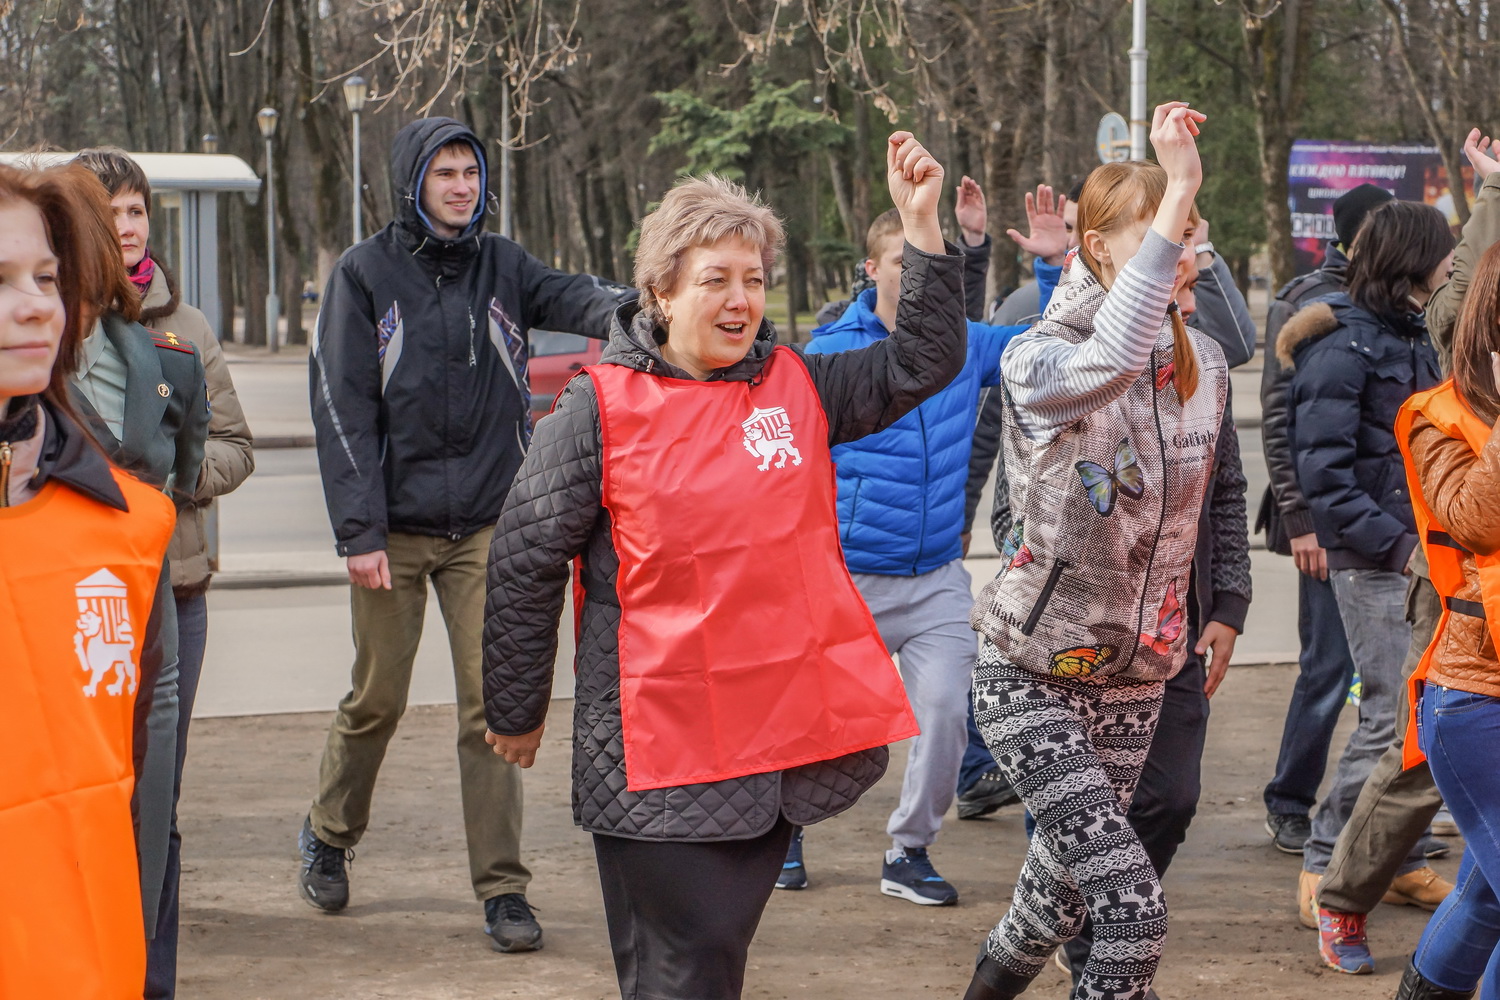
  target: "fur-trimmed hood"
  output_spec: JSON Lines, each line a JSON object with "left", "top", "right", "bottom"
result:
{"left": 1275, "top": 300, "right": 1338, "bottom": 369}
{"left": 139, "top": 260, "right": 182, "bottom": 326}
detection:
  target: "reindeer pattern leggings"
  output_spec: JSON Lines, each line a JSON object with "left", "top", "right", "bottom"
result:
{"left": 973, "top": 640, "right": 1167, "bottom": 1000}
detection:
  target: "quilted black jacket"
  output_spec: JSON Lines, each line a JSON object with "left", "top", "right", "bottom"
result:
{"left": 482, "top": 241, "right": 967, "bottom": 841}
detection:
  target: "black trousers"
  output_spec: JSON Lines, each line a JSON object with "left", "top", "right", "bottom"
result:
{"left": 1060, "top": 654, "right": 1210, "bottom": 990}
{"left": 593, "top": 816, "right": 794, "bottom": 1000}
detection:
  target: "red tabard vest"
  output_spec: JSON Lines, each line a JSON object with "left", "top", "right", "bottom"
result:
{"left": 588, "top": 346, "right": 918, "bottom": 792}
{"left": 1396, "top": 380, "right": 1500, "bottom": 768}
{"left": 0, "top": 471, "right": 175, "bottom": 999}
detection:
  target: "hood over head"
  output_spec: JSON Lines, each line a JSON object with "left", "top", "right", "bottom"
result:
{"left": 389, "top": 117, "right": 489, "bottom": 241}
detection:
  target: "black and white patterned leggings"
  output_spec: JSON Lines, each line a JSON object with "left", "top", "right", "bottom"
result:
{"left": 973, "top": 640, "right": 1167, "bottom": 1000}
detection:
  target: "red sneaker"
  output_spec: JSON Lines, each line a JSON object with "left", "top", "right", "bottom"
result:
{"left": 1317, "top": 908, "right": 1374, "bottom": 974}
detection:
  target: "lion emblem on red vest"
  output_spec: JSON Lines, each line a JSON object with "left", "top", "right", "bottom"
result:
{"left": 741, "top": 406, "right": 803, "bottom": 471}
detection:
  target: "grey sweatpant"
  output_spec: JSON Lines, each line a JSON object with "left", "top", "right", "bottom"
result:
{"left": 852, "top": 558, "right": 975, "bottom": 850}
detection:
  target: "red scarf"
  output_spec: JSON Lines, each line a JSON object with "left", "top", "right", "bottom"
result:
{"left": 128, "top": 251, "right": 156, "bottom": 293}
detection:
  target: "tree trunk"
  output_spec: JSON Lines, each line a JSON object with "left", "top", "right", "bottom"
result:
{"left": 851, "top": 92, "right": 873, "bottom": 244}
{"left": 1244, "top": 0, "right": 1314, "bottom": 290}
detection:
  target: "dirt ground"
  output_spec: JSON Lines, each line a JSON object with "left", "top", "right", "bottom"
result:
{"left": 177, "top": 662, "right": 1448, "bottom": 999}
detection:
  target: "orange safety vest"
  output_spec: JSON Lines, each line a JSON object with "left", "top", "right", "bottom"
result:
{"left": 1395, "top": 379, "right": 1500, "bottom": 768}
{"left": 0, "top": 471, "right": 175, "bottom": 1000}
{"left": 588, "top": 347, "right": 919, "bottom": 792}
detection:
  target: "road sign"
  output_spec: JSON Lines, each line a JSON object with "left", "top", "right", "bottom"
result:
{"left": 1097, "top": 112, "right": 1131, "bottom": 164}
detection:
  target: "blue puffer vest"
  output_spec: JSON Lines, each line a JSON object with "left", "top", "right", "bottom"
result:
{"left": 805, "top": 262, "right": 1058, "bottom": 575}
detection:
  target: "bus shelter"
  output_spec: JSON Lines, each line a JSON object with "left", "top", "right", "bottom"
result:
{"left": 0, "top": 151, "right": 260, "bottom": 337}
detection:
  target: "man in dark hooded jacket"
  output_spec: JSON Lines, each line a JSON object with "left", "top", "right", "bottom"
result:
{"left": 302, "top": 116, "right": 630, "bottom": 952}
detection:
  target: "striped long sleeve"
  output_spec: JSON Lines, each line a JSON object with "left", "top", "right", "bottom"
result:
{"left": 1001, "top": 229, "right": 1183, "bottom": 439}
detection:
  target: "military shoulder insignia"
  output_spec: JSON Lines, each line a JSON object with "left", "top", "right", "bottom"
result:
{"left": 148, "top": 328, "right": 196, "bottom": 354}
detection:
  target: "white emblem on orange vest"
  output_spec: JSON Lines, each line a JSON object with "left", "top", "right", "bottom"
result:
{"left": 741, "top": 406, "right": 802, "bottom": 471}
{"left": 72, "top": 569, "right": 137, "bottom": 698}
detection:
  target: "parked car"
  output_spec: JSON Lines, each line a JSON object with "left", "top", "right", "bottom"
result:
{"left": 529, "top": 329, "right": 603, "bottom": 416}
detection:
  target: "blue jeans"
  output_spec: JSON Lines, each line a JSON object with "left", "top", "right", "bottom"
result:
{"left": 1264, "top": 571, "right": 1356, "bottom": 817}
{"left": 1305, "top": 569, "right": 1423, "bottom": 874}
{"left": 1412, "top": 683, "right": 1500, "bottom": 997}
{"left": 145, "top": 592, "right": 209, "bottom": 1000}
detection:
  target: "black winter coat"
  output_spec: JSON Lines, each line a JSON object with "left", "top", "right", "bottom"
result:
{"left": 482, "top": 242, "right": 967, "bottom": 841}
{"left": 1280, "top": 293, "right": 1440, "bottom": 572}
{"left": 309, "top": 117, "right": 632, "bottom": 555}
{"left": 1256, "top": 244, "right": 1349, "bottom": 554}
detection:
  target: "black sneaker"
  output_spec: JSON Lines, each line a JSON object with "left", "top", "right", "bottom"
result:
{"left": 484, "top": 893, "right": 543, "bottom": 953}
{"left": 880, "top": 846, "right": 958, "bottom": 906}
{"left": 297, "top": 815, "right": 353, "bottom": 912}
{"left": 776, "top": 827, "right": 808, "bottom": 890}
{"left": 1265, "top": 812, "right": 1311, "bottom": 855}
{"left": 957, "top": 768, "right": 1021, "bottom": 820}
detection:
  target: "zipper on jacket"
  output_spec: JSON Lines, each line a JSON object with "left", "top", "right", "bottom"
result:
{"left": 912, "top": 404, "right": 929, "bottom": 575}
{"left": 1021, "top": 558, "right": 1069, "bottom": 636}
{"left": 1125, "top": 348, "right": 1171, "bottom": 671}
{"left": 467, "top": 307, "right": 477, "bottom": 368}
{"left": 0, "top": 440, "right": 11, "bottom": 507}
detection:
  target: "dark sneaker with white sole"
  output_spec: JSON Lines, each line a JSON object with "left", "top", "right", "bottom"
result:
{"left": 1265, "top": 812, "right": 1311, "bottom": 855}
{"left": 957, "top": 768, "right": 1021, "bottom": 820}
{"left": 484, "top": 893, "right": 543, "bottom": 953}
{"left": 880, "top": 846, "right": 958, "bottom": 906}
{"left": 297, "top": 815, "right": 353, "bottom": 913}
{"left": 776, "top": 827, "right": 808, "bottom": 890}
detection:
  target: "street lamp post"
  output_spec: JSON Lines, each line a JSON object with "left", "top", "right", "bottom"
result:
{"left": 343, "top": 75, "right": 369, "bottom": 244}
{"left": 257, "top": 107, "right": 280, "bottom": 352}
{"left": 500, "top": 77, "right": 513, "bottom": 238}
{"left": 1128, "top": 0, "right": 1148, "bottom": 160}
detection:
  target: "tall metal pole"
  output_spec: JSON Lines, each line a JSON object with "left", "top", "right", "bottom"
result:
{"left": 500, "top": 77, "right": 513, "bottom": 238}
{"left": 264, "top": 133, "right": 279, "bottom": 353}
{"left": 1129, "top": 0, "right": 1148, "bottom": 160}
{"left": 352, "top": 109, "right": 363, "bottom": 243}
{"left": 343, "top": 77, "right": 369, "bottom": 246}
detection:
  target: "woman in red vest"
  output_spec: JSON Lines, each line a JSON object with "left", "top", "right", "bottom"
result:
{"left": 1396, "top": 240, "right": 1500, "bottom": 1000}
{"left": 0, "top": 162, "right": 176, "bottom": 999}
{"left": 481, "top": 132, "right": 963, "bottom": 1000}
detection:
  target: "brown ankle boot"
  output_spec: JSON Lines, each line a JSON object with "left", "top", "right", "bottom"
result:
{"left": 1383, "top": 867, "right": 1454, "bottom": 912}
{"left": 962, "top": 955, "right": 1033, "bottom": 1000}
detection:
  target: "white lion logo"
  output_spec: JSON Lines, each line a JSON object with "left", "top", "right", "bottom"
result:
{"left": 72, "top": 569, "right": 137, "bottom": 697}
{"left": 741, "top": 406, "right": 802, "bottom": 471}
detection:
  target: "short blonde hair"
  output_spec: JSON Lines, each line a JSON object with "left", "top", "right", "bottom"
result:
{"left": 634, "top": 175, "right": 785, "bottom": 327}
{"left": 865, "top": 208, "right": 903, "bottom": 259}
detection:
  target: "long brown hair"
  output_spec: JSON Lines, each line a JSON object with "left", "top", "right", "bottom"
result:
{"left": 1451, "top": 241, "right": 1500, "bottom": 426}
{"left": 0, "top": 163, "right": 131, "bottom": 413}
{"left": 1076, "top": 161, "right": 1198, "bottom": 404}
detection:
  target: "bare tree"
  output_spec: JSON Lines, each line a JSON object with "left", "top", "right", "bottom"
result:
{"left": 1376, "top": 0, "right": 1500, "bottom": 223}
{"left": 355, "top": 0, "right": 582, "bottom": 141}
